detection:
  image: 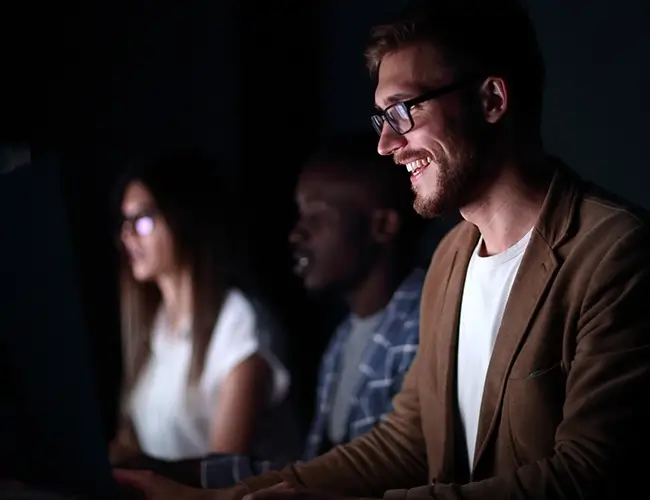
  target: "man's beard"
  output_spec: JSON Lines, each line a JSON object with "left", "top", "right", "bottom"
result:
{"left": 412, "top": 146, "right": 479, "bottom": 218}
{"left": 413, "top": 112, "right": 493, "bottom": 218}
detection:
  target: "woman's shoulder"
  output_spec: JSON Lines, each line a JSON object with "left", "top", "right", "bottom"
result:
{"left": 221, "top": 288, "right": 283, "bottom": 329}
{"left": 202, "top": 288, "right": 288, "bottom": 384}
{"left": 220, "top": 287, "right": 257, "bottom": 320}
{"left": 216, "top": 288, "right": 287, "bottom": 356}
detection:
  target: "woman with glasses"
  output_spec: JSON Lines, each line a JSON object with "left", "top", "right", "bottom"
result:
{"left": 109, "top": 149, "right": 295, "bottom": 465}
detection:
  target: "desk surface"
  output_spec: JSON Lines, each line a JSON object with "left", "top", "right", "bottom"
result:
{"left": 0, "top": 483, "right": 144, "bottom": 500}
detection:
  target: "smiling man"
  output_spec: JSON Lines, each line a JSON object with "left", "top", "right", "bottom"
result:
{"left": 115, "top": 0, "right": 650, "bottom": 499}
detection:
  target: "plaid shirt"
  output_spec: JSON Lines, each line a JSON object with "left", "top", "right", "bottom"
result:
{"left": 201, "top": 269, "right": 424, "bottom": 488}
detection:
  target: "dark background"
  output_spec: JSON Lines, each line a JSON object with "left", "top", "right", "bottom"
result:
{"left": 1, "top": 0, "right": 648, "bottom": 453}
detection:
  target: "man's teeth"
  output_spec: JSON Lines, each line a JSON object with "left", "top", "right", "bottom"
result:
{"left": 405, "top": 157, "right": 432, "bottom": 173}
{"left": 293, "top": 254, "right": 310, "bottom": 273}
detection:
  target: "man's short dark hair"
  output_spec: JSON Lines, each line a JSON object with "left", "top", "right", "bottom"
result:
{"left": 365, "top": 0, "right": 545, "bottom": 132}
{"left": 307, "top": 132, "right": 425, "bottom": 255}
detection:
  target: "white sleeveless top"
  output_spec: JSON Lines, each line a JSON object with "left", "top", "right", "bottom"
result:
{"left": 127, "top": 288, "right": 291, "bottom": 461}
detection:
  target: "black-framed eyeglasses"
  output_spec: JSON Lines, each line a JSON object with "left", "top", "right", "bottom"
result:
{"left": 121, "top": 212, "right": 157, "bottom": 237}
{"left": 371, "top": 77, "right": 477, "bottom": 136}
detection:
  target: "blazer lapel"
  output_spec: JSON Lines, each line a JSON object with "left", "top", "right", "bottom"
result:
{"left": 435, "top": 227, "right": 479, "bottom": 482}
{"left": 472, "top": 232, "right": 558, "bottom": 471}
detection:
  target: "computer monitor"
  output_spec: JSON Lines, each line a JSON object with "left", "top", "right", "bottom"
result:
{"left": 0, "top": 154, "right": 118, "bottom": 498}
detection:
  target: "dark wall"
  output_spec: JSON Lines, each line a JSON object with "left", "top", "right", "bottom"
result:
{"left": 525, "top": 0, "right": 649, "bottom": 207}
{"left": 236, "top": 0, "right": 330, "bottom": 429}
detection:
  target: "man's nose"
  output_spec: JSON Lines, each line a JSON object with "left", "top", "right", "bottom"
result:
{"left": 120, "top": 221, "right": 141, "bottom": 247}
{"left": 288, "top": 223, "right": 306, "bottom": 245}
{"left": 377, "top": 123, "right": 407, "bottom": 156}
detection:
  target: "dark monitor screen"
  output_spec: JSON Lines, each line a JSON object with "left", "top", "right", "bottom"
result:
{"left": 0, "top": 155, "right": 116, "bottom": 497}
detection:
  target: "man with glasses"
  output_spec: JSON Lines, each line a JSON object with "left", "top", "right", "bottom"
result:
{"left": 116, "top": 0, "right": 650, "bottom": 498}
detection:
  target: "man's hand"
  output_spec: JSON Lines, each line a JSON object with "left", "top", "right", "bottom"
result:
{"left": 243, "top": 481, "right": 360, "bottom": 500}
{"left": 113, "top": 469, "right": 210, "bottom": 500}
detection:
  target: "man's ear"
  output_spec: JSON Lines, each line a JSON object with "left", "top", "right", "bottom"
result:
{"left": 371, "top": 209, "right": 401, "bottom": 244}
{"left": 479, "top": 77, "right": 509, "bottom": 124}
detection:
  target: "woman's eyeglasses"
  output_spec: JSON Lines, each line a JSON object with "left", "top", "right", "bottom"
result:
{"left": 121, "top": 212, "right": 156, "bottom": 237}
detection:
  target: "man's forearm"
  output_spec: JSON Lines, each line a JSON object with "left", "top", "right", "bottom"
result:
{"left": 228, "top": 352, "right": 428, "bottom": 499}
{"left": 213, "top": 483, "right": 251, "bottom": 500}
{"left": 231, "top": 419, "right": 427, "bottom": 499}
{"left": 202, "top": 454, "right": 288, "bottom": 489}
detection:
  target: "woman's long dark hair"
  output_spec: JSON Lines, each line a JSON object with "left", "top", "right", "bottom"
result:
{"left": 114, "top": 148, "right": 248, "bottom": 398}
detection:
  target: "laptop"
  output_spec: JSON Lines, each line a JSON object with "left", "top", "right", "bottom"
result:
{"left": 0, "top": 154, "right": 141, "bottom": 499}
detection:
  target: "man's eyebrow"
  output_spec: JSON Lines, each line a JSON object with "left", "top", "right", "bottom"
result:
{"left": 375, "top": 92, "right": 419, "bottom": 110}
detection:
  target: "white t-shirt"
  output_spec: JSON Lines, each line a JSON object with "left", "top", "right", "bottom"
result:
{"left": 128, "top": 288, "right": 290, "bottom": 461}
{"left": 457, "top": 229, "right": 533, "bottom": 469}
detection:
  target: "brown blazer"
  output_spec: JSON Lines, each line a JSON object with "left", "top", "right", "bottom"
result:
{"left": 229, "top": 162, "right": 650, "bottom": 499}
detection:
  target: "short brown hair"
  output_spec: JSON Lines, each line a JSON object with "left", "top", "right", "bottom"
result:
{"left": 365, "top": 0, "right": 546, "bottom": 131}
